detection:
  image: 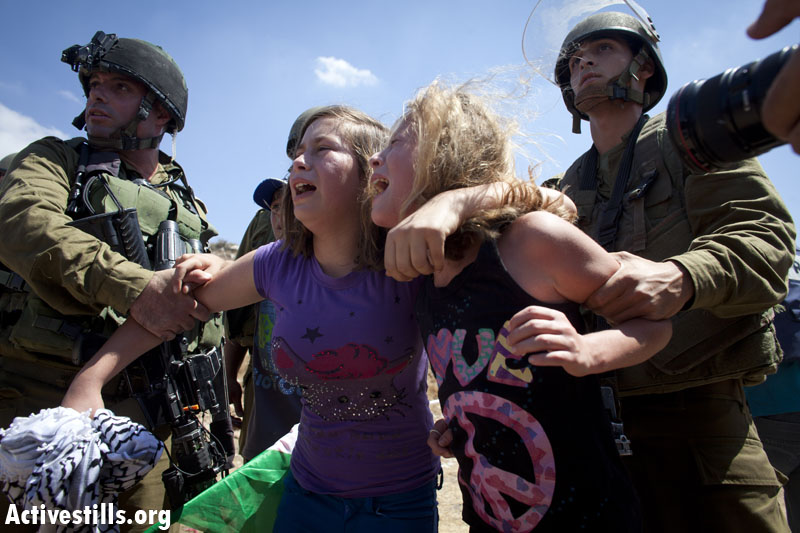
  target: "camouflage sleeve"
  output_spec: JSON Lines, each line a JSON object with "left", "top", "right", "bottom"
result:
{"left": 540, "top": 174, "right": 564, "bottom": 189}
{"left": 224, "top": 210, "right": 274, "bottom": 347}
{"left": 669, "top": 157, "right": 796, "bottom": 317}
{"left": 0, "top": 137, "right": 152, "bottom": 315}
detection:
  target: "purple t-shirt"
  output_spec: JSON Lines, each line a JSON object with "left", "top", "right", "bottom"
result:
{"left": 253, "top": 242, "right": 438, "bottom": 497}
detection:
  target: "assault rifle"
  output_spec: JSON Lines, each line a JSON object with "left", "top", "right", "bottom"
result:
{"left": 67, "top": 167, "right": 231, "bottom": 508}
{"left": 123, "top": 220, "right": 230, "bottom": 508}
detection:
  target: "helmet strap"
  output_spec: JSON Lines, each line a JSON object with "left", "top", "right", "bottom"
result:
{"left": 572, "top": 113, "right": 583, "bottom": 134}
{"left": 607, "top": 48, "right": 651, "bottom": 107}
{"left": 575, "top": 83, "right": 611, "bottom": 116}
{"left": 72, "top": 112, "right": 87, "bottom": 131}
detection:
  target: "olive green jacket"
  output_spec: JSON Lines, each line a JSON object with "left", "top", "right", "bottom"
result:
{"left": 559, "top": 113, "right": 796, "bottom": 394}
{"left": 0, "top": 136, "right": 211, "bottom": 316}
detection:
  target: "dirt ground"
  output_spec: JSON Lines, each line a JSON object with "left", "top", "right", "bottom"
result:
{"left": 426, "top": 369, "right": 469, "bottom": 533}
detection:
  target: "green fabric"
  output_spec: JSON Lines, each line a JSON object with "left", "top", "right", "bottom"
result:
{"left": 619, "top": 379, "right": 787, "bottom": 532}
{"left": 0, "top": 136, "right": 223, "bottom": 364}
{"left": 145, "top": 447, "right": 290, "bottom": 533}
{"left": 564, "top": 113, "right": 795, "bottom": 317}
{"left": 0, "top": 137, "right": 197, "bottom": 315}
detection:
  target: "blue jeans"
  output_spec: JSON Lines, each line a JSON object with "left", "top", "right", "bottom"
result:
{"left": 755, "top": 412, "right": 800, "bottom": 532}
{"left": 273, "top": 470, "right": 438, "bottom": 532}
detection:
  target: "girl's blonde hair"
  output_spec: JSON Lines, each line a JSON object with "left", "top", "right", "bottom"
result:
{"left": 280, "top": 105, "right": 389, "bottom": 270}
{"left": 400, "top": 80, "right": 574, "bottom": 259}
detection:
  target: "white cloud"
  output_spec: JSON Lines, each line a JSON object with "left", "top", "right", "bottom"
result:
{"left": 0, "top": 81, "right": 24, "bottom": 94}
{"left": 314, "top": 56, "right": 378, "bottom": 88}
{"left": 57, "top": 90, "right": 83, "bottom": 104}
{"left": 0, "top": 102, "right": 68, "bottom": 156}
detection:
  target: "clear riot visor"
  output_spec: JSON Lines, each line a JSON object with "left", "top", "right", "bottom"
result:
{"left": 522, "top": 0, "right": 659, "bottom": 87}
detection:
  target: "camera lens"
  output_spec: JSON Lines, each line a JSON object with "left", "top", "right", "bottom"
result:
{"left": 667, "top": 44, "right": 797, "bottom": 174}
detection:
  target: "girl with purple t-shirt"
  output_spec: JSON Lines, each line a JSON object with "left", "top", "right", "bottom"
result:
{"left": 62, "top": 106, "right": 442, "bottom": 532}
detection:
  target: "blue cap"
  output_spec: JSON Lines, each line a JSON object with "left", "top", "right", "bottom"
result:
{"left": 253, "top": 177, "right": 288, "bottom": 210}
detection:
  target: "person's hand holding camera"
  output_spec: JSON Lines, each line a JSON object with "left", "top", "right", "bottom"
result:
{"left": 748, "top": 0, "right": 800, "bottom": 153}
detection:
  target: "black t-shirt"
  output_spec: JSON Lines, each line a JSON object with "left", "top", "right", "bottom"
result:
{"left": 415, "top": 240, "right": 641, "bottom": 532}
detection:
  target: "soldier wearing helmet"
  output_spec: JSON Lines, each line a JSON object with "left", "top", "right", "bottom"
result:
{"left": 551, "top": 11, "right": 795, "bottom": 532}
{"left": 554, "top": 11, "right": 667, "bottom": 135}
{"left": 0, "top": 153, "right": 17, "bottom": 182}
{"left": 0, "top": 32, "right": 227, "bottom": 530}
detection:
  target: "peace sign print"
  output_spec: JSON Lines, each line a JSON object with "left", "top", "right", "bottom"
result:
{"left": 443, "top": 391, "right": 555, "bottom": 532}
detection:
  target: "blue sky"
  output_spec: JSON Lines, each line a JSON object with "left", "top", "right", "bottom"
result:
{"left": 1, "top": 0, "right": 798, "bottom": 243}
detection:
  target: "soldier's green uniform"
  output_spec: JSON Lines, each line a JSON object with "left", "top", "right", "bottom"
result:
{"left": 0, "top": 136, "right": 221, "bottom": 529}
{"left": 0, "top": 32, "right": 224, "bottom": 532}
{"left": 0, "top": 136, "right": 216, "bottom": 410}
{"left": 555, "top": 12, "right": 796, "bottom": 533}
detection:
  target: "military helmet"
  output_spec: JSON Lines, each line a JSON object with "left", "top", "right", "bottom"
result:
{"left": 62, "top": 31, "right": 188, "bottom": 134}
{"left": 555, "top": 12, "right": 668, "bottom": 124}
{"left": 286, "top": 107, "right": 326, "bottom": 158}
{"left": 0, "top": 152, "right": 18, "bottom": 173}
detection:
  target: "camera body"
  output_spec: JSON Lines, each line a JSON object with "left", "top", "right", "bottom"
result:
{"left": 666, "top": 44, "right": 797, "bottom": 173}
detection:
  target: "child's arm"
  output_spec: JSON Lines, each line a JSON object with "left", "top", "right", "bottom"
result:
{"left": 175, "top": 250, "right": 262, "bottom": 313}
{"left": 61, "top": 251, "right": 263, "bottom": 416}
{"left": 505, "top": 305, "right": 670, "bottom": 376}
{"left": 61, "top": 318, "right": 161, "bottom": 414}
{"left": 385, "top": 183, "right": 575, "bottom": 281}
{"left": 500, "top": 211, "right": 672, "bottom": 375}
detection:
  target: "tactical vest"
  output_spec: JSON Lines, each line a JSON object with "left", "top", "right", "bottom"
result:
{"left": 560, "top": 113, "right": 780, "bottom": 396}
{"left": 0, "top": 138, "right": 223, "bottom": 389}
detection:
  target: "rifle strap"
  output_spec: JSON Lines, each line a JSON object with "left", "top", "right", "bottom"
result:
{"left": 594, "top": 114, "right": 649, "bottom": 251}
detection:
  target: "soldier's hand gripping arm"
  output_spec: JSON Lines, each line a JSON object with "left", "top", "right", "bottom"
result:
{"left": 587, "top": 158, "right": 795, "bottom": 323}
{"left": 129, "top": 269, "right": 211, "bottom": 341}
{"left": 61, "top": 252, "right": 256, "bottom": 416}
{"left": 0, "top": 142, "right": 215, "bottom": 340}
{"left": 585, "top": 252, "right": 695, "bottom": 324}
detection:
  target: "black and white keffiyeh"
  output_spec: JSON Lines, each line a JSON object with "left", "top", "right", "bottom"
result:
{"left": 0, "top": 407, "right": 162, "bottom": 532}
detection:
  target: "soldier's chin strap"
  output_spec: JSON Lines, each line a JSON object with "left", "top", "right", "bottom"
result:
{"left": 571, "top": 48, "right": 652, "bottom": 134}
{"left": 609, "top": 48, "right": 651, "bottom": 107}
{"left": 72, "top": 91, "right": 165, "bottom": 151}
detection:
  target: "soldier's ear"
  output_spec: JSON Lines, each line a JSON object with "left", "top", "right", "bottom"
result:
{"left": 152, "top": 102, "right": 171, "bottom": 129}
{"left": 639, "top": 57, "right": 655, "bottom": 82}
